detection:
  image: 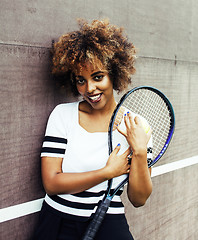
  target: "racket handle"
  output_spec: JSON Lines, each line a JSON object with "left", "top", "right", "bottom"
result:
{"left": 82, "top": 197, "right": 111, "bottom": 240}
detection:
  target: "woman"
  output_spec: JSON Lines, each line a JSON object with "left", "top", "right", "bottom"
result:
{"left": 33, "top": 19, "right": 152, "bottom": 240}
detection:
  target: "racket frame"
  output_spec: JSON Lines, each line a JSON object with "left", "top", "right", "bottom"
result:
{"left": 107, "top": 86, "right": 175, "bottom": 196}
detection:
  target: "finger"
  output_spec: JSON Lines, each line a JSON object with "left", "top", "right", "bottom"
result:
{"left": 123, "top": 147, "right": 132, "bottom": 157}
{"left": 112, "top": 143, "right": 121, "bottom": 155}
{"left": 134, "top": 116, "right": 142, "bottom": 125}
{"left": 127, "top": 112, "right": 135, "bottom": 128}
{"left": 124, "top": 113, "right": 131, "bottom": 129}
{"left": 116, "top": 124, "right": 127, "bottom": 137}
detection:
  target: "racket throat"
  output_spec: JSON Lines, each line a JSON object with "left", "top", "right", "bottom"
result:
{"left": 105, "top": 195, "right": 112, "bottom": 202}
{"left": 99, "top": 197, "right": 112, "bottom": 214}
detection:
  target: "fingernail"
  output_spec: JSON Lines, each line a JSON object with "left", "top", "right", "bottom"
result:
{"left": 127, "top": 111, "right": 129, "bottom": 114}
{"left": 124, "top": 114, "right": 126, "bottom": 116}
{"left": 117, "top": 143, "right": 121, "bottom": 147}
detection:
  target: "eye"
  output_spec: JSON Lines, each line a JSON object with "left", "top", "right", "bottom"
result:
{"left": 93, "top": 75, "right": 104, "bottom": 81}
{"left": 76, "top": 77, "right": 85, "bottom": 85}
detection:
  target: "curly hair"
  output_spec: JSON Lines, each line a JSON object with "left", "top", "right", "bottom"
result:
{"left": 52, "top": 19, "right": 136, "bottom": 95}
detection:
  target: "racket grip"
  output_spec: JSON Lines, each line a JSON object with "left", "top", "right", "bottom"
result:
{"left": 82, "top": 197, "right": 111, "bottom": 240}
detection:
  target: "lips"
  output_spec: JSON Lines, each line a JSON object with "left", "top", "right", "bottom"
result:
{"left": 87, "top": 93, "right": 102, "bottom": 103}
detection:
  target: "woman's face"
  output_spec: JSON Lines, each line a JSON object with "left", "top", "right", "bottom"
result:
{"left": 75, "top": 62, "right": 115, "bottom": 111}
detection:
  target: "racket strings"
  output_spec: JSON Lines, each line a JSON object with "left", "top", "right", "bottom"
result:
{"left": 120, "top": 89, "right": 171, "bottom": 160}
{"left": 144, "top": 92, "right": 170, "bottom": 155}
{"left": 113, "top": 107, "right": 125, "bottom": 130}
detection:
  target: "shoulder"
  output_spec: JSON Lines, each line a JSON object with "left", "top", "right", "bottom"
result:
{"left": 45, "top": 102, "right": 79, "bottom": 133}
{"left": 54, "top": 102, "right": 79, "bottom": 112}
{"left": 50, "top": 102, "right": 79, "bottom": 117}
{"left": 47, "top": 102, "right": 79, "bottom": 125}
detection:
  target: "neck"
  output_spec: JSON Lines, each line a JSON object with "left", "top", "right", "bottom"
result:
{"left": 78, "top": 97, "right": 117, "bottom": 133}
{"left": 82, "top": 98, "right": 117, "bottom": 117}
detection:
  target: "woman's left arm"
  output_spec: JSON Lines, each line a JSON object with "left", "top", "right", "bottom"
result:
{"left": 127, "top": 150, "right": 152, "bottom": 207}
{"left": 118, "top": 112, "right": 152, "bottom": 207}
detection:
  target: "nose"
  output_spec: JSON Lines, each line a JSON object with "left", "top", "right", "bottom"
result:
{"left": 86, "top": 80, "right": 96, "bottom": 93}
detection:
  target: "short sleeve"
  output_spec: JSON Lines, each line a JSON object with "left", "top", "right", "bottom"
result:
{"left": 41, "top": 105, "right": 68, "bottom": 158}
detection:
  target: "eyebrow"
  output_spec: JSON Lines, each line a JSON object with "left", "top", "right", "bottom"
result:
{"left": 76, "top": 71, "right": 107, "bottom": 78}
{"left": 91, "top": 71, "right": 106, "bottom": 77}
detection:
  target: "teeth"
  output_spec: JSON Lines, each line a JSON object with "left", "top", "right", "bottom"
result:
{"left": 89, "top": 94, "right": 101, "bottom": 101}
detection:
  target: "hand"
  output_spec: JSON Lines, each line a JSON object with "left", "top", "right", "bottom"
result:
{"left": 117, "top": 112, "right": 152, "bottom": 155}
{"left": 105, "top": 144, "right": 131, "bottom": 179}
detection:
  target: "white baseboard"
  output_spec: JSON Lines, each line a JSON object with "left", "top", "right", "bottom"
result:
{"left": 1, "top": 155, "right": 198, "bottom": 223}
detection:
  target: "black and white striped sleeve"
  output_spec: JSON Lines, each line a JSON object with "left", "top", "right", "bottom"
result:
{"left": 41, "top": 105, "right": 68, "bottom": 158}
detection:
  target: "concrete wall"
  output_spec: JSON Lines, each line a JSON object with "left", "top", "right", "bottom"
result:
{"left": 0, "top": 0, "right": 198, "bottom": 239}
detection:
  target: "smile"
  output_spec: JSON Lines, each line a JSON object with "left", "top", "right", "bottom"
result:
{"left": 87, "top": 93, "right": 102, "bottom": 103}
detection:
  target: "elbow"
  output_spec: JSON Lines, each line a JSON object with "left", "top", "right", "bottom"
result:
{"left": 42, "top": 172, "right": 71, "bottom": 195}
{"left": 42, "top": 170, "right": 64, "bottom": 195}
{"left": 130, "top": 198, "right": 147, "bottom": 208}
{"left": 128, "top": 186, "right": 153, "bottom": 208}
{"left": 45, "top": 188, "right": 56, "bottom": 196}
{"left": 42, "top": 174, "right": 60, "bottom": 195}
{"left": 43, "top": 181, "right": 57, "bottom": 195}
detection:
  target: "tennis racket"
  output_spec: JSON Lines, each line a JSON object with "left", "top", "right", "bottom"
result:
{"left": 82, "top": 86, "right": 175, "bottom": 240}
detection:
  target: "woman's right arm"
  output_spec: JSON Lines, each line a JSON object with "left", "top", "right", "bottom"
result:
{"left": 41, "top": 145, "right": 130, "bottom": 195}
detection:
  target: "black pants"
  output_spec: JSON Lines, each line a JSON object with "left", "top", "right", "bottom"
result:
{"left": 33, "top": 202, "right": 134, "bottom": 240}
